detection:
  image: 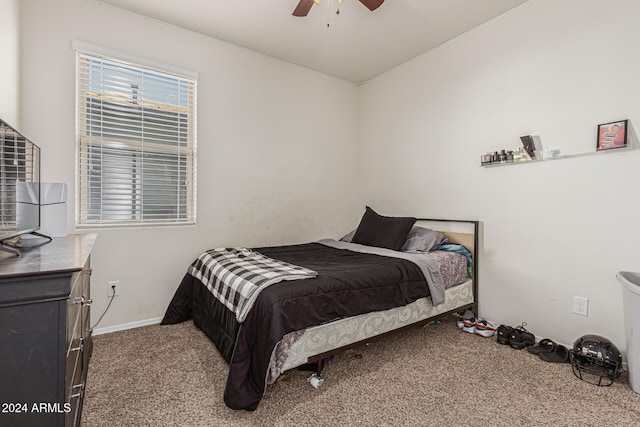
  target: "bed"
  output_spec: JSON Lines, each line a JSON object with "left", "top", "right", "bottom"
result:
{"left": 161, "top": 216, "right": 479, "bottom": 411}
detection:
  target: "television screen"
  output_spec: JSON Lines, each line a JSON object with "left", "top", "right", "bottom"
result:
{"left": 0, "top": 118, "right": 41, "bottom": 245}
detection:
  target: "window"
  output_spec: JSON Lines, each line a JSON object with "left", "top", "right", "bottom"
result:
{"left": 76, "top": 50, "right": 196, "bottom": 227}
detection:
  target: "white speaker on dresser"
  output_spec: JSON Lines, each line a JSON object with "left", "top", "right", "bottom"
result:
{"left": 40, "top": 182, "right": 68, "bottom": 237}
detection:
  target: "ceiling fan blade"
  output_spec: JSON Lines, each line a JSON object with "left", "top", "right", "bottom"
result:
{"left": 293, "top": 0, "right": 315, "bottom": 17}
{"left": 358, "top": 0, "right": 384, "bottom": 11}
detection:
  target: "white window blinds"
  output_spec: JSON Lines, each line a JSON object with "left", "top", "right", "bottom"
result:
{"left": 77, "top": 52, "right": 196, "bottom": 227}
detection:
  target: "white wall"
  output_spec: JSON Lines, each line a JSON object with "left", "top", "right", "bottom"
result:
{"left": 0, "top": 0, "right": 20, "bottom": 126}
{"left": 19, "top": 0, "right": 361, "bottom": 329}
{"left": 358, "top": 0, "right": 640, "bottom": 350}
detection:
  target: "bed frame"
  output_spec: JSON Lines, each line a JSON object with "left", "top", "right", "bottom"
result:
{"left": 302, "top": 218, "right": 479, "bottom": 376}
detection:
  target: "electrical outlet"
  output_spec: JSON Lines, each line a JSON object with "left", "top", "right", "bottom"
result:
{"left": 107, "top": 280, "right": 120, "bottom": 297}
{"left": 573, "top": 296, "right": 588, "bottom": 316}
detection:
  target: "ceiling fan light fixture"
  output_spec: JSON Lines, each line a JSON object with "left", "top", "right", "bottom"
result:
{"left": 293, "top": 0, "right": 381, "bottom": 17}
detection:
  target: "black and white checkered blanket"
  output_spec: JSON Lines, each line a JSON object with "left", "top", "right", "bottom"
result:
{"left": 188, "top": 248, "right": 318, "bottom": 322}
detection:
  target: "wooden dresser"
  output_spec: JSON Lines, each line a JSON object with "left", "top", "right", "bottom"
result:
{"left": 0, "top": 234, "right": 96, "bottom": 427}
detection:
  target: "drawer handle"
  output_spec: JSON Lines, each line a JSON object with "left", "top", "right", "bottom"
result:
{"left": 74, "top": 296, "right": 93, "bottom": 306}
{"left": 70, "top": 343, "right": 84, "bottom": 352}
{"left": 70, "top": 382, "right": 84, "bottom": 399}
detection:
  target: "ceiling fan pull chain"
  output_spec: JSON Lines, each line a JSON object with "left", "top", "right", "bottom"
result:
{"left": 325, "top": 0, "right": 331, "bottom": 27}
{"left": 326, "top": 0, "right": 342, "bottom": 28}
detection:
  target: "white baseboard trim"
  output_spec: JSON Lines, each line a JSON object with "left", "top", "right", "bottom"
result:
{"left": 92, "top": 316, "right": 163, "bottom": 336}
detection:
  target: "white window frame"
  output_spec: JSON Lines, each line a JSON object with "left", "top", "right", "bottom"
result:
{"left": 74, "top": 42, "right": 197, "bottom": 228}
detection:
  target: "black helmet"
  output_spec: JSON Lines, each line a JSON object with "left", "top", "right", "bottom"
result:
{"left": 570, "top": 334, "right": 623, "bottom": 386}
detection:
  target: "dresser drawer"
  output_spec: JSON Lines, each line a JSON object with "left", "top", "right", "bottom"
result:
{"left": 64, "top": 342, "right": 82, "bottom": 427}
{"left": 80, "top": 264, "right": 93, "bottom": 367}
{"left": 65, "top": 311, "right": 82, "bottom": 388}
{"left": 66, "top": 272, "right": 83, "bottom": 353}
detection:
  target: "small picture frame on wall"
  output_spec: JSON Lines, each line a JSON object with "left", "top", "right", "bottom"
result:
{"left": 597, "top": 119, "right": 628, "bottom": 151}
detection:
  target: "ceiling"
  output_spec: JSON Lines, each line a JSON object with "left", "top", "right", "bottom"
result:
{"left": 101, "top": 0, "right": 528, "bottom": 84}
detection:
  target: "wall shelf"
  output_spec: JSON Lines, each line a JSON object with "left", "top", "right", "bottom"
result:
{"left": 481, "top": 146, "right": 631, "bottom": 168}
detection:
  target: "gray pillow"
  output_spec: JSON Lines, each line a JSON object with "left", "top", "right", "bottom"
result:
{"left": 340, "top": 229, "right": 356, "bottom": 242}
{"left": 401, "top": 226, "right": 448, "bottom": 252}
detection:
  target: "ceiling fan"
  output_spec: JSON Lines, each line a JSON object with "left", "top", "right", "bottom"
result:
{"left": 293, "top": 0, "right": 384, "bottom": 17}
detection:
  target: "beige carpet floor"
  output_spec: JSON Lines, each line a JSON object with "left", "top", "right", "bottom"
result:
{"left": 81, "top": 318, "right": 640, "bottom": 427}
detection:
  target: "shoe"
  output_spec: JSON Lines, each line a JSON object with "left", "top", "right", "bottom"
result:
{"left": 539, "top": 343, "right": 570, "bottom": 363}
{"left": 457, "top": 310, "right": 475, "bottom": 329}
{"left": 462, "top": 317, "right": 477, "bottom": 334}
{"left": 475, "top": 319, "right": 498, "bottom": 337}
{"left": 527, "top": 338, "right": 555, "bottom": 355}
{"left": 496, "top": 324, "right": 513, "bottom": 345}
{"left": 509, "top": 323, "right": 535, "bottom": 349}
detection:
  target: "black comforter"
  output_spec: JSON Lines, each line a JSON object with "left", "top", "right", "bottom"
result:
{"left": 161, "top": 243, "right": 430, "bottom": 410}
